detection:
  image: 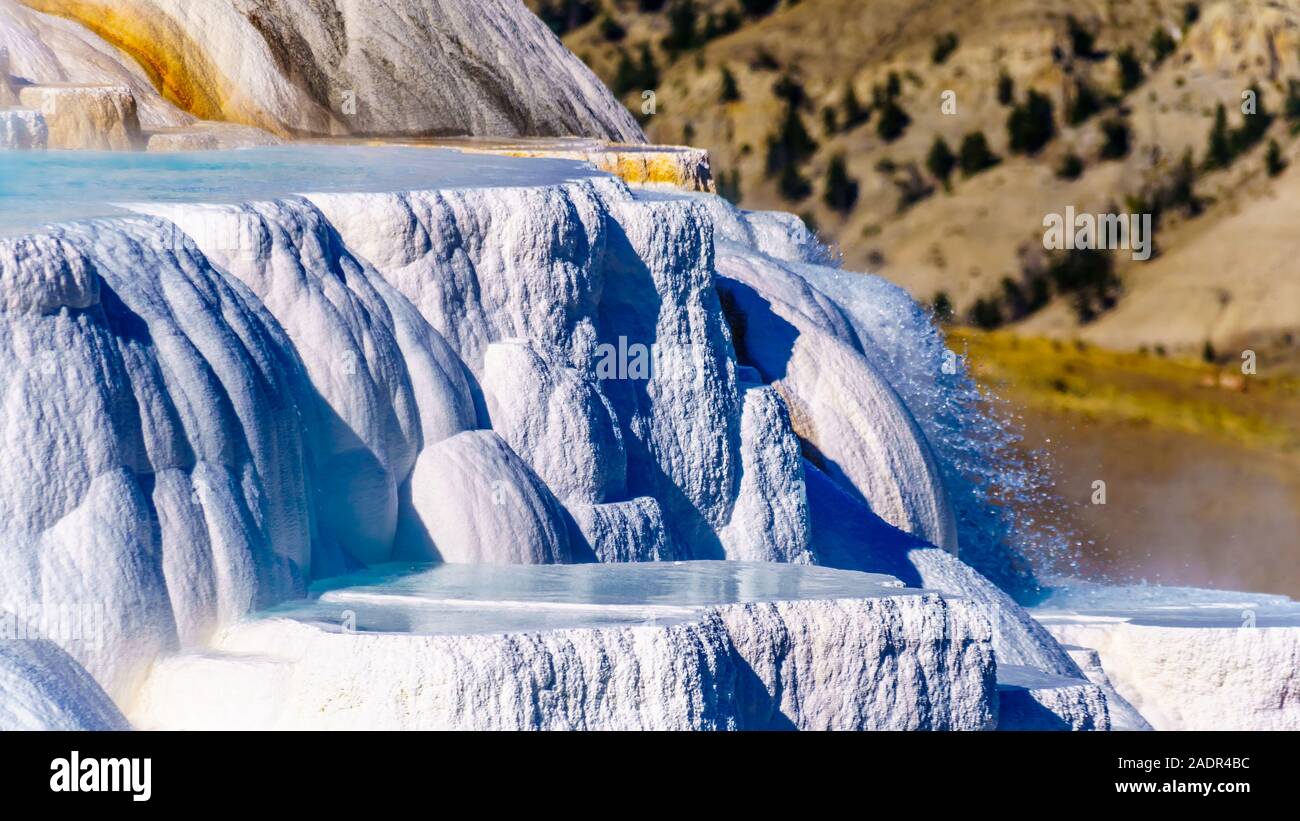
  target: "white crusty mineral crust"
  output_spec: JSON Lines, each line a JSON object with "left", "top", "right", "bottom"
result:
{"left": 597, "top": 194, "right": 742, "bottom": 552}
{"left": 144, "top": 122, "right": 281, "bottom": 152}
{"left": 129, "top": 588, "right": 996, "bottom": 731}
{"left": 1043, "top": 618, "right": 1300, "bottom": 730}
{"left": 482, "top": 339, "right": 626, "bottom": 506}
{"left": 719, "top": 384, "right": 813, "bottom": 564}
{"left": 716, "top": 248, "right": 957, "bottom": 553}
{"left": 802, "top": 460, "right": 1083, "bottom": 681}
{"left": 306, "top": 182, "right": 611, "bottom": 375}
{"left": 133, "top": 198, "right": 478, "bottom": 567}
{"left": 2, "top": 152, "right": 1101, "bottom": 726}
{"left": 1063, "top": 645, "right": 1152, "bottom": 731}
{"left": 567, "top": 496, "right": 679, "bottom": 562}
{"left": 403, "top": 430, "right": 572, "bottom": 565}
{"left": 0, "top": 637, "right": 128, "bottom": 730}
{"left": 0, "top": 219, "right": 317, "bottom": 700}
{"left": 721, "top": 596, "right": 995, "bottom": 730}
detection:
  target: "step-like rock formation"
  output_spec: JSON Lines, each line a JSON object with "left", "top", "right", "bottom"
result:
{"left": 996, "top": 665, "right": 1109, "bottom": 731}
{"left": 1035, "top": 584, "right": 1300, "bottom": 730}
{"left": 17, "top": 83, "right": 141, "bottom": 148}
{"left": 128, "top": 563, "right": 998, "bottom": 731}
{"left": 0, "top": 146, "right": 1102, "bottom": 728}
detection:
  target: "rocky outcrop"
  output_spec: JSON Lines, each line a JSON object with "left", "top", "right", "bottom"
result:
{"left": 17, "top": 83, "right": 141, "bottom": 148}
{"left": 1181, "top": 0, "right": 1300, "bottom": 80}
{"left": 18, "top": 0, "right": 643, "bottom": 141}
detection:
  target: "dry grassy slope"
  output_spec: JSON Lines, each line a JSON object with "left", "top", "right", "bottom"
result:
{"left": 541, "top": 0, "right": 1300, "bottom": 357}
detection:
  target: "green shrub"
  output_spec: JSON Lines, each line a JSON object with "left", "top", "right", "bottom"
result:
{"left": 970, "top": 297, "right": 1004, "bottom": 330}
{"left": 1117, "top": 47, "right": 1143, "bottom": 92}
{"left": 1067, "top": 15, "right": 1097, "bottom": 59}
{"left": 599, "top": 15, "right": 626, "bottom": 42}
{"left": 1067, "top": 79, "right": 1103, "bottom": 125}
{"left": 841, "top": 84, "right": 869, "bottom": 128}
{"left": 932, "top": 291, "right": 954, "bottom": 323}
{"left": 1150, "top": 27, "right": 1177, "bottom": 64}
{"left": 1203, "top": 103, "right": 1232, "bottom": 170}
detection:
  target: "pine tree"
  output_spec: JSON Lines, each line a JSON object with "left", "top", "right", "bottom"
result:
{"left": 719, "top": 66, "right": 740, "bottom": 102}
{"left": 926, "top": 137, "right": 956, "bottom": 187}
{"left": 1203, "top": 103, "right": 1232, "bottom": 170}
{"left": 823, "top": 154, "right": 859, "bottom": 213}
{"left": 997, "top": 73, "right": 1014, "bottom": 106}
{"left": 932, "top": 292, "right": 954, "bottom": 323}
{"left": 932, "top": 33, "right": 959, "bottom": 65}
{"left": 959, "top": 131, "right": 1000, "bottom": 176}
{"left": 1099, "top": 118, "right": 1131, "bottom": 160}
{"left": 765, "top": 104, "right": 818, "bottom": 174}
{"left": 876, "top": 97, "right": 911, "bottom": 142}
{"left": 1150, "top": 27, "right": 1177, "bottom": 64}
{"left": 1067, "top": 79, "right": 1102, "bottom": 126}
{"left": 1008, "top": 90, "right": 1055, "bottom": 154}
{"left": 664, "top": 0, "right": 699, "bottom": 56}
{"left": 778, "top": 163, "right": 811, "bottom": 201}
{"left": 1056, "top": 152, "right": 1084, "bottom": 180}
{"left": 1117, "top": 47, "right": 1143, "bottom": 92}
{"left": 841, "top": 84, "right": 868, "bottom": 128}
{"left": 1266, "top": 139, "right": 1287, "bottom": 177}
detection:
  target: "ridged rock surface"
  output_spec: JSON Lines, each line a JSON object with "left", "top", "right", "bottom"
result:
{"left": 0, "top": 636, "right": 129, "bottom": 730}
{"left": 17, "top": 0, "right": 644, "bottom": 141}
{"left": 17, "top": 83, "right": 142, "bottom": 148}
{"left": 1040, "top": 594, "right": 1300, "bottom": 731}
{"left": 129, "top": 568, "right": 998, "bottom": 731}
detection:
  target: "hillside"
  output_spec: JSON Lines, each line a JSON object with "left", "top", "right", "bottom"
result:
{"left": 534, "top": 0, "right": 1300, "bottom": 361}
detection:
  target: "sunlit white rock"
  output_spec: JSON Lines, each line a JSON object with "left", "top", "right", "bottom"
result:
{"left": 0, "top": 637, "right": 128, "bottom": 730}
{"left": 129, "top": 562, "right": 997, "bottom": 731}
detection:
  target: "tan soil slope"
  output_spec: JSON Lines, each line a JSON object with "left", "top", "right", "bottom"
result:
{"left": 545, "top": 0, "right": 1300, "bottom": 355}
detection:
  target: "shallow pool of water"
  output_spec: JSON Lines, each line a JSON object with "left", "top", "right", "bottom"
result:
{"left": 260, "top": 561, "right": 912, "bottom": 636}
{"left": 0, "top": 145, "right": 605, "bottom": 236}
